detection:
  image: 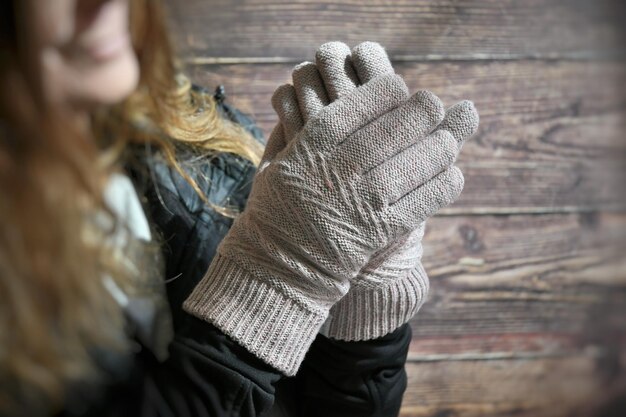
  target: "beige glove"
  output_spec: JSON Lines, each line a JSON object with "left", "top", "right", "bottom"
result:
{"left": 185, "top": 69, "right": 464, "bottom": 375}
{"left": 268, "top": 41, "right": 479, "bottom": 341}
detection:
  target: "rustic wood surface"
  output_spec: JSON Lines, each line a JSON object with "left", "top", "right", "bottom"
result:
{"left": 167, "top": 0, "right": 626, "bottom": 415}
{"left": 414, "top": 214, "right": 626, "bottom": 336}
{"left": 402, "top": 354, "right": 626, "bottom": 417}
{"left": 167, "top": 0, "right": 626, "bottom": 61}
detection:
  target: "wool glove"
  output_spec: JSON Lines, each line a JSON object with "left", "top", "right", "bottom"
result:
{"left": 184, "top": 70, "right": 464, "bottom": 375}
{"left": 267, "top": 41, "right": 480, "bottom": 342}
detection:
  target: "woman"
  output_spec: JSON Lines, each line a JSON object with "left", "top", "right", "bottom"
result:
{"left": 0, "top": 0, "right": 478, "bottom": 416}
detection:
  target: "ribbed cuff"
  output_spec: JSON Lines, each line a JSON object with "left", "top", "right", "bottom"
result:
{"left": 183, "top": 253, "right": 327, "bottom": 376}
{"left": 320, "top": 265, "right": 429, "bottom": 341}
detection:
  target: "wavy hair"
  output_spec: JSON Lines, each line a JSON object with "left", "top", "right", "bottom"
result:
{"left": 0, "top": 0, "right": 262, "bottom": 414}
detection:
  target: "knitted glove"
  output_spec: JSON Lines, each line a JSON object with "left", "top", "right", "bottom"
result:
{"left": 184, "top": 71, "right": 464, "bottom": 375}
{"left": 267, "top": 41, "right": 480, "bottom": 341}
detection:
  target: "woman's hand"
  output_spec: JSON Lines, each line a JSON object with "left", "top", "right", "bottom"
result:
{"left": 266, "top": 41, "right": 479, "bottom": 341}
{"left": 185, "top": 54, "right": 465, "bottom": 375}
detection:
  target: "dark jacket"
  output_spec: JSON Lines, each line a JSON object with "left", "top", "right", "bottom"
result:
{"left": 60, "top": 86, "right": 410, "bottom": 417}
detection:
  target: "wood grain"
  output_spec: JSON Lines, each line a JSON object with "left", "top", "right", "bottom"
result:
{"left": 421, "top": 214, "right": 625, "bottom": 287}
{"left": 400, "top": 354, "right": 626, "bottom": 417}
{"left": 166, "top": 0, "right": 626, "bottom": 61}
{"left": 409, "top": 214, "right": 626, "bottom": 352}
{"left": 189, "top": 60, "right": 626, "bottom": 213}
{"left": 404, "top": 213, "right": 626, "bottom": 416}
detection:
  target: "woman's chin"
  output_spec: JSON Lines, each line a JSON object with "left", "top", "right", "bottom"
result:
{"left": 68, "top": 48, "right": 140, "bottom": 108}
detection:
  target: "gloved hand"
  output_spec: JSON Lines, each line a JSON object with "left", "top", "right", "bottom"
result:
{"left": 267, "top": 41, "right": 479, "bottom": 342}
{"left": 184, "top": 65, "right": 464, "bottom": 375}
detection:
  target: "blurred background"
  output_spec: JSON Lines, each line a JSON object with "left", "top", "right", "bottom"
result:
{"left": 164, "top": 1, "right": 626, "bottom": 416}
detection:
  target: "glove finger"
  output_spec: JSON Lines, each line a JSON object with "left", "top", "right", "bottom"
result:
{"left": 292, "top": 62, "right": 330, "bottom": 123}
{"left": 351, "top": 41, "right": 395, "bottom": 83}
{"left": 315, "top": 41, "right": 359, "bottom": 101}
{"left": 271, "top": 84, "right": 304, "bottom": 143}
{"left": 365, "top": 129, "right": 459, "bottom": 206}
{"left": 302, "top": 73, "right": 409, "bottom": 154}
{"left": 260, "top": 123, "right": 287, "bottom": 166}
{"left": 388, "top": 166, "right": 464, "bottom": 232}
{"left": 436, "top": 100, "right": 479, "bottom": 145}
{"left": 335, "top": 90, "right": 445, "bottom": 174}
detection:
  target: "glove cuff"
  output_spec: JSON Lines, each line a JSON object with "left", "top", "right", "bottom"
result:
{"left": 320, "top": 264, "right": 429, "bottom": 341}
{"left": 183, "top": 253, "right": 327, "bottom": 376}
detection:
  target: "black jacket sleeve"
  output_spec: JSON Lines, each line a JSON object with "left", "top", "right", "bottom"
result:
{"left": 291, "top": 324, "right": 412, "bottom": 417}
{"left": 138, "top": 316, "right": 281, "bottom": 417}
{"left": 68, "top": 316, "right": 281, "bottom": 417}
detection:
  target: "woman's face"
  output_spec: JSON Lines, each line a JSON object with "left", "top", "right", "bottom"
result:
{"left": 35, "top": 0, "right": 139, "bottom": 108}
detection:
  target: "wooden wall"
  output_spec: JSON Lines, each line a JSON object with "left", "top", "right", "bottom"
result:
{"left": 165, "top": 1, "right": 626, "bottom": 415}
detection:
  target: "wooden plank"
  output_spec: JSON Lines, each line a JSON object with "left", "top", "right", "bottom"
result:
{"left": 407, "top": 333, "right": 592, "bottom": 358}
{"left": 166, "top": 0, "right": 626, "bottom": 61}
{"left": 403, "top": 213, "right": 626, "bottom": 414}
{"left": 400, "top": 354, "right": 626, "bottom": 417}
{"left": 410, "top": 213, "right": 626, "bottom": 340}
{"left": 421, "top": 213, "right": 625, "bottom": 286}
{"left": 189, "top": 60, "right": 626, "bottom": 212}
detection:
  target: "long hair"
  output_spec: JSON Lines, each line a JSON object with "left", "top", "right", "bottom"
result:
{"left": 0, "top": 0, "right": 262, "bottom": 414}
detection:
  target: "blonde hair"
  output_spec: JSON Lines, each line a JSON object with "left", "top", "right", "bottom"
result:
{"left": 0, "top": 0, "right": 262, "bottom": 414}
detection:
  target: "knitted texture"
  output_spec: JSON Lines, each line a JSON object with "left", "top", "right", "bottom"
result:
{"left": 319, "top": 224, "right": 430, "bottom": 339}
{"left": 268, "top": 41, "right": 480, "bottom": 341}
{"left": 184, "top": 73, "right": 465, "bottom": 375}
